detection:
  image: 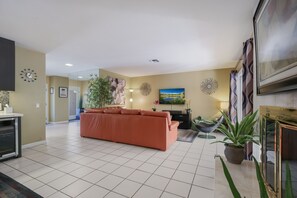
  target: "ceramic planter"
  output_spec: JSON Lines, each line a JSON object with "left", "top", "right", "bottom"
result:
{"left": 224, "top": 144, "right": 244, "bottom": 164}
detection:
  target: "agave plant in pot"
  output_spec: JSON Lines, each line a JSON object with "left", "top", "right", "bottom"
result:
{"left": 212, "top": 110, "right": 259, "bottom": 164}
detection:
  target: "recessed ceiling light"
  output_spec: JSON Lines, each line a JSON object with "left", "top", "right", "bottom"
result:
{"left": 65, "top": 63, "right": 73, "bottom": 67}
{"left": 149, "top": 59, "right": 159, "bottom": 63}
{"left": 78, "top": 76, "right": 83, "bottom": 79}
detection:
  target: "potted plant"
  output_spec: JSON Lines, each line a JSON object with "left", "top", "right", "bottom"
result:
{"left": 87, "top": 75, "right": 113, "bottom": 108}
{"left": 212, "top": 110, "right": 259, "bottom": 164}
{"left": 152, "top": 100, "right": 159, "bottom": 111}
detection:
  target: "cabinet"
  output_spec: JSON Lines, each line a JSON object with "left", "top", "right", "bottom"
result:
{"left": 0, "top": 117, "right": 21, "bottom": 161}
{"left": 0, "top": 37, "right": 15, "bottom": 91}
{"left": 171, "top": 112, "right": 192, "bottom": 129}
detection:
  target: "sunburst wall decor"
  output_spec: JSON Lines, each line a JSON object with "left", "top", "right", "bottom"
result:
{"left": 200, "top": 78, "right": 218, "bottom": 95}
{"left": 20, "top": 68, "right": 37, "bottom": 82}
{"left": 140, "top": 82, "right": 151, "bottom": 96}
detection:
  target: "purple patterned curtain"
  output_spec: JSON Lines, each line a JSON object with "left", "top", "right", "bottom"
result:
{"left": 242, "top": 38, "right": 254, "bottom": 160}
{"left": 229, "top": 71, "right": 238, "bottom": 123}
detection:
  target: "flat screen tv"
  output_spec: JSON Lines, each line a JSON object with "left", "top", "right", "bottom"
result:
{"left": 159, "top": 88, "right": 185, "bottom": 105}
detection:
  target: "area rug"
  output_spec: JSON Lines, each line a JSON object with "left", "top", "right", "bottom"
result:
{"left": 0, "top": 172, "right": 43, "bottom": 198}
{"left": 177, "top": 129, "right": 198, "bottom": 143}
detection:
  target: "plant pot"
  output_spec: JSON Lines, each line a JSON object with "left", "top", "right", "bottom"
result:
{"left": 224, "top": 144, "right": 244, "bottom": 164}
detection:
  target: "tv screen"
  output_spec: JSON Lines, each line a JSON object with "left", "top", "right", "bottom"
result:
{"left": 159, "top": 88, "right": 185, "bottom": 105}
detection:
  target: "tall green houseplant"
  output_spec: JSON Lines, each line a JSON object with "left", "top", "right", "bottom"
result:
{"left": 87, "top": 75, "right": 113, "bottom": 108}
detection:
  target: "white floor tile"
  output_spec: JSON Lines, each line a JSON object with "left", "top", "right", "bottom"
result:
{"left": 97, "top": 175, "right": 124, "bottom": 190}
{"left": 193, "top": 174, "right": 215, "bottom": 190}
{"left": 48, "top": 192, "right": 71, "bottom": 198}
{"left": 161, "top": 160, "right": 180, "bottom": 169}
{"left": 77, "top": 185, "right": 109, "bottom": 198}
{"left": 165, "top": 180, "right": 191, "bottom": 197}
{"left": 189, "top": 185, "right": 214, "bottom": 198}
{"left": 138, "top": 163, "right": 158, "bottom": 173}
{"left": 98, "top": 163, "right": 120, "bottom": 173}
{"left": 86, "top": 159, "right": 107, "bottom": 169}
{"left": 58, "top": 163, "right": 82, "bottom": 173}
{"left": 69, "top": 166, "right": 94, "bottom": 178}
{"left": 154, "top": 166, "right": 175, "bottom": 178}
{"left": 113, "top": 180, "right": 141, "bottom": 197}
{"left": 160, "top": 192, "right": 182, "bottom": 198}
{"left": 16, "top": 121, "right": 221, "bottom": 198}
{"left": 36, "top": 170, "right": 65, "bottom": 183}
{"left": 61, "top": 179, "right": 92, "bottom": 197}
{"left": 172, "top": 170, "right": 195, "bottom": 184}
{"left": 133, "top": 185, "right": 162, "bottom": 198}
{"left": 48, "top": 174, "right": 77, "bottom": 190}
{"left": 145, "top": 175, "right": 169, "bottom": 190}
{"left": 196, "top": 166, "right": 215, "bottom": 178}
{"left": 111, "top": 157, "right": 130, "bottom": 165}
{"left": 82, "top": 170, "right": 108, "bottom": 184}
{"left": 177, "top": 163, "right": 197, "bottom": 174}
{"left": 34, "top": 185, "right": 57, "bottom": 197}
{"left": 104, "top": 192, "right": 126, "bottom": 198}
{"left": 23, "top": 179, "right": 44, "bottom": 190}
{"left": 124, "top": 159, "right": 143, "bottom": 169}
{"left": 112, "top": 166, "right": 134, "bottom": 178}
{"left": 127, "top": 170, "right": 151, "bottom": 183}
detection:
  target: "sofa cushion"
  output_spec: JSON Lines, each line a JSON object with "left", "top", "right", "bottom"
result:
{"left": 85, "top": 108, "right": 105, "bottom": 113}
{"left": 141, "top": 110, "right": 171, "bottom": 125}
{"left": 104, "top": 109, "right": 121, "bottom": 114}
{"left": 121, "top": 109, "right": 141, "bottom": 115}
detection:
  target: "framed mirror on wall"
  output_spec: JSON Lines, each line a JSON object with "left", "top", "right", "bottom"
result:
{"left": 254, "top": 0, "right": 297, "bottom": 95}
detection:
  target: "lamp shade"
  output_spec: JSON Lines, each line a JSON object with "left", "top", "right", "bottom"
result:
{"left": 220, "top": 101, "right": 229, "bottom": 110}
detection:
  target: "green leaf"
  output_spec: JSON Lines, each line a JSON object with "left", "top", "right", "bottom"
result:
{"left": 215, "top": 155, "right": 241, "bottom": 198}
{"left": 252, "top": 156, "right": 269, "bottom": 198}
{"left": 285, "top": 161, "right": 294, "bottom": 198}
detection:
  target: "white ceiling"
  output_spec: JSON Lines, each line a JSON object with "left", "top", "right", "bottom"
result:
{"left": 0, "top": 0, "right": 259, "bottom": 78}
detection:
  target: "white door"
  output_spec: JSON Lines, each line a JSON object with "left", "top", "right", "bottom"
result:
{"left": 69, "top": 90, "right": 77, "bottom": 120}
{"left": 45, "top": 84, "right": 49, "bottom": 124}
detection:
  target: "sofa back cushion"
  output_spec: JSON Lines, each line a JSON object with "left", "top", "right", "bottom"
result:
{"left": 141, "top": 110, "right": 171, "bottom": 125}
{"left": 121, "top": 109, "right": 141, "bottom": 115}
{"left": 104, "top": 109, "right": 122, "bottom": 114}
{"left": 85, "top": 108, "right": 105, "bottom": 113}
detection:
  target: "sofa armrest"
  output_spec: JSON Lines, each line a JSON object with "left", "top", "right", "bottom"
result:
{"left": 169, "top": 121, "right": 179, "bottom": 131}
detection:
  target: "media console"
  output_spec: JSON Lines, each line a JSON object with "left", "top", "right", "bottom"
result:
{"left": 162, "top": 110, "right": 192, "bottom": 129}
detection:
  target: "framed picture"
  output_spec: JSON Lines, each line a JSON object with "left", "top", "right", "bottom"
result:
{"left": 254, "top": 0, "right": 297, "bottom": 95}
{"left": 50, "top": 87, "right": 54, "bottom": 94}
{"left": 59, "top": 87, "right": 68, "bottom": 98}
{"left": 107, "top": 76, "right": 126, "bottom": 105}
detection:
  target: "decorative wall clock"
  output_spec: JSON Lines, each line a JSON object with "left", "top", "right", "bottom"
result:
{"left": 140, "top": 82, "right": 151, "bottom": 96}
{"left": 20, "top": 68, "right": 37, "bottom": 82}
{"left": 200, "top": 78, "right": 218, "bottom": 95}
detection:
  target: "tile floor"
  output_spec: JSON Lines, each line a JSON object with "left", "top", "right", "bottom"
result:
{"left": 0, "top": 121, "right": 224, "bottom": 198}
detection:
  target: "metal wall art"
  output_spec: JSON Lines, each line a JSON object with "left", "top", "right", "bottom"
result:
{"left": 20, "top": 68, "right": 37, "bottom": 82}
{"left": 140, "top": 82, "right": 151, "bottom": 96}
{"left": 200, "top": 78, "right": 218, "bottom": 95}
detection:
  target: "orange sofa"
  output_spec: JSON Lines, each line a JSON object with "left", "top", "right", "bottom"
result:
{"left": 80, "top": 109, "right": 179, "bottom": 151}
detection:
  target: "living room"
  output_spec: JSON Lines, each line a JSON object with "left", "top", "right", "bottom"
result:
{"left": 1, "top": 0, "right": 297, "bottom": 197}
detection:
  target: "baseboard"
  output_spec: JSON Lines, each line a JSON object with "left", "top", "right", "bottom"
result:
{"left": 48, "top": 121, "right": 69, "bottom": 124}
{"left": 22, "top": 140, "right": 46, "bottom": 149}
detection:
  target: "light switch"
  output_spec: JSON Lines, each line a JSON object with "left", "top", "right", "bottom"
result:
{"left": 36, "top": 103, "right": 40, "bottom": 108}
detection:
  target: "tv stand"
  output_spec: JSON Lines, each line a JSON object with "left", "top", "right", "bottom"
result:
{"left": 162, "top": 110, "right": 192, "bottom": 129}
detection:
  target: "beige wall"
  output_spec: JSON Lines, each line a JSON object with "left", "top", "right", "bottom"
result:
{"left": 131, "top": 68, "right": 232, "bottom": 119}
{"left": 49, "top": 76, "right": 69, "bottom": 122}
{"left": 99, "top": 69, "right": 132, "bottom": 108}
{"left": 10, "top": 46, "right": 46, "bottom": 145}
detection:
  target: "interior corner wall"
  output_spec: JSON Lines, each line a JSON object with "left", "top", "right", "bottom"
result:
{"left": 99, "top": 69, "right": 132, "bottom": 109}
{"left": 9, "top": 46, "right": 46, "bottom": 145}
{"left": 131, "top": 68, "right": 232, "bottom": 119}
{"left": 49, "top": 76, "right": 69, "bottom": 122}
